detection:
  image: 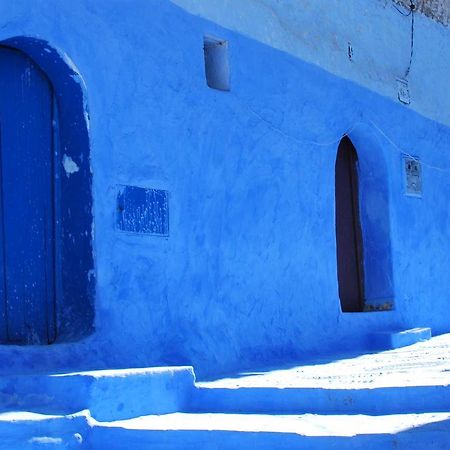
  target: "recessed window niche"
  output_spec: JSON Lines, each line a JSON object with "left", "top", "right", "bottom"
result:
{"left": 203, "top": 36, "right": 230, "bottom": 91}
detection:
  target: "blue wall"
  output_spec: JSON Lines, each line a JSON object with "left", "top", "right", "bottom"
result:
{"left": 0, "top": 0, "right": 448, "bottom": 377}
{"left": 171, "top": 0, "right": 450, "bottom": 127}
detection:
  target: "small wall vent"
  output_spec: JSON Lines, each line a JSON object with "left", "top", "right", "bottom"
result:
{"left": 203, "top": 36, "right": 230, "bottom": 91}
{"left": 403, "top": 156, "right": 422, "bottom": 197}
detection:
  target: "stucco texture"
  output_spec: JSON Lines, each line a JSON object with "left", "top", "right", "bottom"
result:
{"left": 0, "top": 0, "right": 448, "bottom": 377}
{"left": 395, "top": 0, "right": 450, "bottom": 25}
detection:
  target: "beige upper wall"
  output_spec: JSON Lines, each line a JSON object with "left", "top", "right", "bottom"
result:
{"left": 395, "top": 0, "right": 450, "bottom": 25}
{"left": 171, "top": 0, "right": 450, "bottom": 127}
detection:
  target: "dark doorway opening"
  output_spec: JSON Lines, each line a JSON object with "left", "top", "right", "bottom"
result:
{"left": 335, "top": 137, "right": 365, "bottom": 312}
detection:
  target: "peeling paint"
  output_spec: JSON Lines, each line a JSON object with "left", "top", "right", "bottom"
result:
{"left": 63, "top": 154, "right": 80, "bottom": 176}
{"left": 84, "top": 110, "right": 90, "bottom": 131}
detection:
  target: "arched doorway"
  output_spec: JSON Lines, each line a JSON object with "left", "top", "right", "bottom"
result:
{"left": 335, "top": 136, "right": 365, "bottom": 312}
{"left": 0, "top": 41, "right": 94, "bottom": 344}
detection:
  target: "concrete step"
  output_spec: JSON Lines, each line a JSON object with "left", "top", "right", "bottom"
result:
{"left": 191, "top": 333, "right": 450, "bottom": 414}
{"left": 0, "top": 411, "right": 88, "bottom": 449}
{"left": 369, "top": 327, "right": 432, "bottom": 350}
{"left": 1, "top": 334, "right": 449, "bottom": 425}
{"left": 192, "top": 334, "right": 450, "bottom": 415}
{"left": 89, "top": 411, "right": 450, "bottom": 450}
{"left": 3, "top": 410, "right": 450, "bottom": 449}
{"left": 192, "top": 383, "right": 450, "bottom": 415}
{"left": 0, "top": 366, "right": 195, "bottom": 421}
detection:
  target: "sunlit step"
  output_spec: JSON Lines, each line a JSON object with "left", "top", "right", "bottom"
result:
{"left": 90, "top": 411, "right": 450, "bottom": 450}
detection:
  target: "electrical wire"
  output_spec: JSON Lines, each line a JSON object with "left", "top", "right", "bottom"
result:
{"left": 244, "top": 102, "right": 362, "bottom": 147}
{"left": 237, "top": 0, "right": 448, "bottom": 173}
{"left": 367, "top": 119, "right": 449, "bottom": 173}
{"left": 403, "top": 2, "right": 415, "bottom": 79}
{"left": 392, "top": 1, "right": 416, "bottom": 79}
{"left": 393, "top": 2, "right": 412, "bottom": 16}
{"left": 241, "top": 101, "right": 450, "bottom": 174}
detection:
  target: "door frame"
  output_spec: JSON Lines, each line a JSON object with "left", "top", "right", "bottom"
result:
{"left": 0, "top": 37, "right": 95, "bottom": 343}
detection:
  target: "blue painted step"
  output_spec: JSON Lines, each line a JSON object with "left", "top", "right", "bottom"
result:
{"left": 88, "top": 412, "right": 450, "bottom": 450}
{"left": 0, "top": 411, "right": 88, "bottom": 449}
{"left": 190, "top": 332, "right": 450, "bottom": 416}
{"left": 191, "top": 384, "right": 450, "bottom": 415}
{"left": 369, "top": 327, "right": 431, "bottom": 350}
{"left": 0, "top": 366, "right": 195, "bottom": 421}
{"left": 2, "top": 411, "right": 449, "bottom": 450}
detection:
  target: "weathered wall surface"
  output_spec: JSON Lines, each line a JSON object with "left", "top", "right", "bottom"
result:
{"left": 395, "top": 0, "right": 450, "bottom": 25}
{"left": 0, "top": 0, "right": 448, "bottom": 377}
{"left": 172, "top": 0, "right": 450, "bottom": 128}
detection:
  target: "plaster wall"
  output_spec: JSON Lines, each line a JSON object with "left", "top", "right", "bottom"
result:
{"left": 0, "top": 0, "right": 448, "bottom": 377}
{"left": 172, "top": 0, "right": 450, "bottom": 127}
{"left": 395, "top": 0, "right": 450, "bottom": 25}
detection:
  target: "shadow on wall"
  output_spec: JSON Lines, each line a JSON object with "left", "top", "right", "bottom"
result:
{"left": 347, "top": 124, "right": 395, "bottom": 309}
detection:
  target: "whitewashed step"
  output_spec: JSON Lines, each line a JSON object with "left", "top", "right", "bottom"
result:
{"left": 0, "top": 411, "right": 88, "bottom": 449}
{"left": 89, "top": 411, "right": 450, "bottom": 450}
{"left": 2, "top": 410, "right": 450, "bottom": 450}
{"left": 192, "top": 383, "right": 450, "bottom": 415}
{"left": 192, "top": 334, "right": 450, "bottom": 415}
{"left": 0, "top": 366, "right": 195, "bottom": 420}
{"left": 370, "top": 327, "right": 431, "bottom": 350}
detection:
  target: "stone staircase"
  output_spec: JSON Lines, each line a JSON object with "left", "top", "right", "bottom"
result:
{"left": 1, "top": 331, "right": 450, "bottom": 449}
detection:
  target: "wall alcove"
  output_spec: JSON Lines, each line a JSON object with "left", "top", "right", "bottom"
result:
{"left": 0, "top": 37, "right": 94, "bottom": 344}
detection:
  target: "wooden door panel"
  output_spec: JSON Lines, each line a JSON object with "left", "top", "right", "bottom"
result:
{"left": 0, "top": 47, "right": 54, "bottom": 344}
{"left": 335, "top": 137, "right": 364, "bottom": 312}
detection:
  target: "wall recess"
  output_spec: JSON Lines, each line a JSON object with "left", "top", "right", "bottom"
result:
{"left": 403, "top": 156, "right": 422, "bottom": 197}
{"left": 117, "top": 185, "right": 169, "bottom": 235}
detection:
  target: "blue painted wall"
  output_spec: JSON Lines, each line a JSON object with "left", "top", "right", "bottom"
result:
{"left": 0, "top": 0, "right": 448, "bottom": 377}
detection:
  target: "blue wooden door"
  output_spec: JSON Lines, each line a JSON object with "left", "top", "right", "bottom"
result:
{"left": 0, "top": 47, "right": 56, "bottom": 344}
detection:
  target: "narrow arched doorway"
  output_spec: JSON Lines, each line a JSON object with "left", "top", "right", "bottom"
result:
{"left": 335, "top": 136, "right": 365, "bottom": 312}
